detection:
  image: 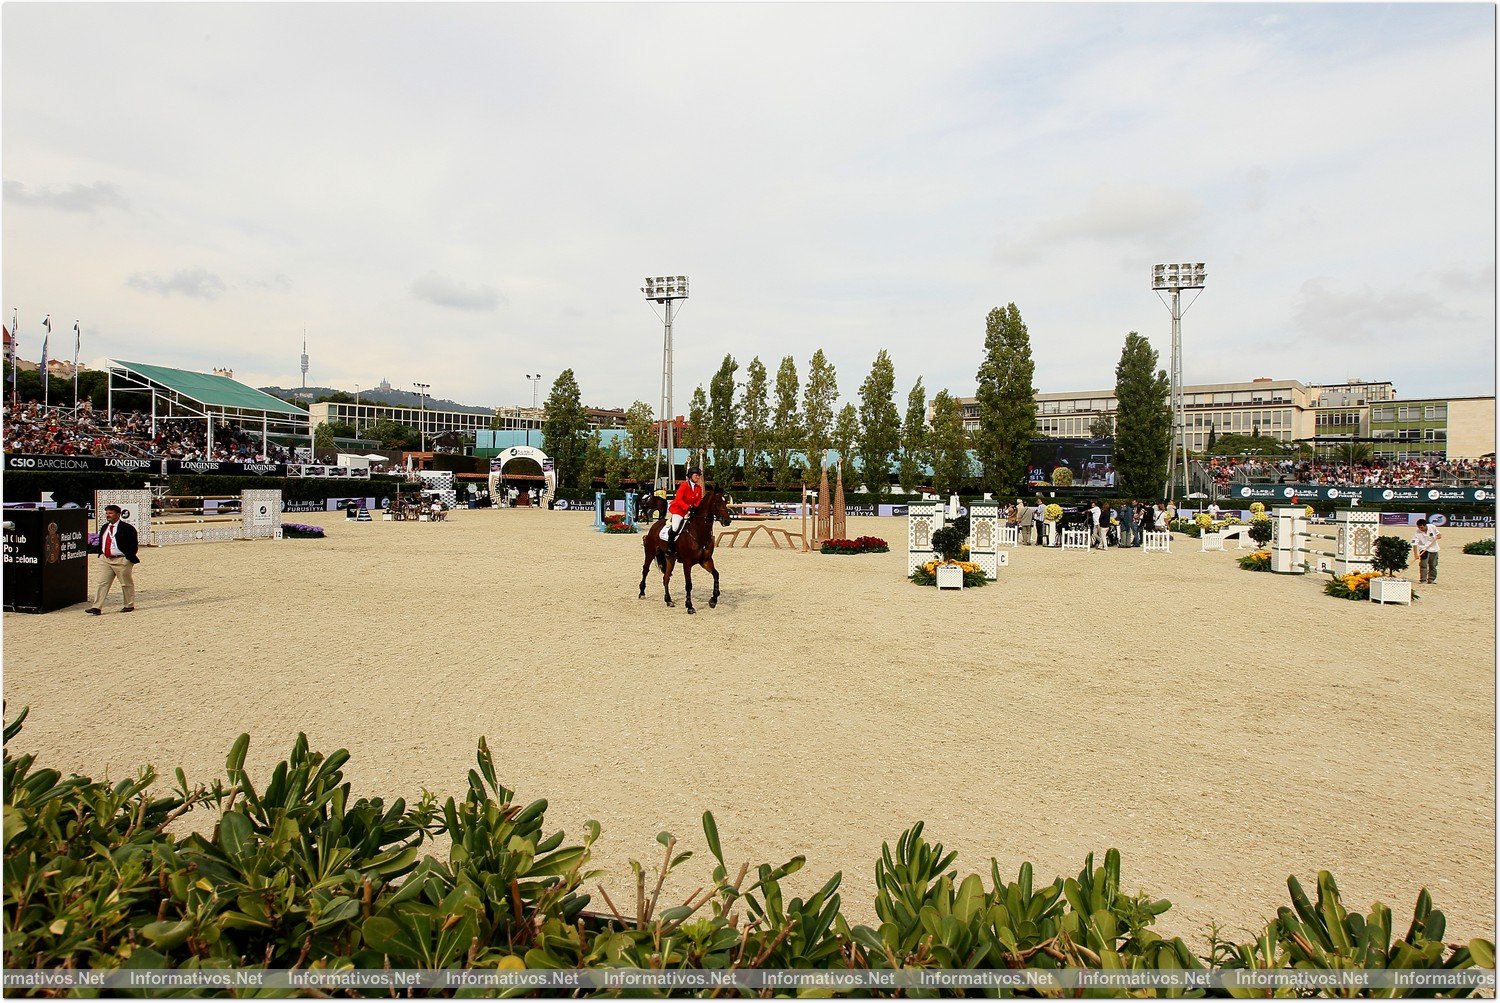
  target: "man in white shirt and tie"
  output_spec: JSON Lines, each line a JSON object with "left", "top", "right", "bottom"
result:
{"left": 88, "top": 504, "right": 142, "bottom": 615}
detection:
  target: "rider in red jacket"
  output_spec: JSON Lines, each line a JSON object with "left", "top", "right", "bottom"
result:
{"left": 666, "top": 467, "right": 705, "bottom": 557}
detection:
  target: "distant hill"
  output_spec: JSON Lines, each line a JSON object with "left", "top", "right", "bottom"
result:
{"left": 258, "top": 385, "right": 495, "bottom": 415}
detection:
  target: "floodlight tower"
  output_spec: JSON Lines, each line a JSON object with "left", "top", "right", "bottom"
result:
{"left": 643, "top": 275, "right": 689, "bottom": 491}
{"left": 1152, "top": 262, "right": 1206, "bottom": 502}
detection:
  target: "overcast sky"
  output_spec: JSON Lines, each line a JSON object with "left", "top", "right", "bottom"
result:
{"left": 4, "top": 3, "right": 1494, "bottom": 412}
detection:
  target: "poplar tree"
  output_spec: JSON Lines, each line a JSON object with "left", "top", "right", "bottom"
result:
{"left": 769, "top": 356, "right": 802, "bottom": 490}
{"left": 741, "top": 357, "right": 770, "bottom": 488}
{"left": 856, "top": 350, "right": 900, "bottom": 498}
{"left": 1112, "top": 332, "right": 1172, "bottom": 498}
{"left": 623, "top": 400, "right": 658, "bottom": 487}
{"left": 929, "top": 390, "right": 971, "bottom": 495}
{"left": 684, "top": 385, "right": 709, "bottom": 468}
{"left": 801, "top": 350, "right": 838, "bottom": 480}
{"left": 973, "top": 304, "right": 1037, "bottom": 495}
{"left": 897, "top": 378, "right": 929, "bottom": 494}
{"left": 832, "top": 403, "right": 860, "bottom": 487}
{"left": 707, "top": 354, "right": 740, "bottom": 485}
{"left": 541, "top": 369, "right": 590, "bottom": 489}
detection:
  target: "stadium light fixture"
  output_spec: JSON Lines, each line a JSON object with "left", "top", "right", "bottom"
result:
{"left": 643, "top": 275, "right": 689, "bottom": 490}
{"left": 1152, "top": 263, "right": 1207, "bottom": 501}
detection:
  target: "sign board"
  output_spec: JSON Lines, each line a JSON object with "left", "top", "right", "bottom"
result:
{"left": 3, "top": 508, "right": 91, "bottom": 613}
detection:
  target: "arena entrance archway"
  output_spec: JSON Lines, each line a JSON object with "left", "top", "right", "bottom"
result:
{"left": 488, "top": 446, "right": 557, "bottom": 504}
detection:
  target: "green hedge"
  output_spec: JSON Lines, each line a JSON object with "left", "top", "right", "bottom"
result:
{"left": 4, "top": 710, "right": 1491, "bottom": 986}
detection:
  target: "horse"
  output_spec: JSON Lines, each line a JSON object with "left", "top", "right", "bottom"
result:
{"left": 639, "top": 490, "right": 732, "bottom": 613}
{"left": 635, "top": 491, "right": 669, "bottom": 524}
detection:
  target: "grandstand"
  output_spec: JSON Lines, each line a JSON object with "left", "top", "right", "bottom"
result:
{"left": 106, "top": 360, "right": 310, "bottom": 453}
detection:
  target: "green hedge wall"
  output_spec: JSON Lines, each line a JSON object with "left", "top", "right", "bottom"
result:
{"left": 3, "top": 471, "right": 408, "bottom": 508}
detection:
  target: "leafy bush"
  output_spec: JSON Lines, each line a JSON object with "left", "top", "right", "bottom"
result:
{"left": 1249, "top": 518, "right": 1274, "bottom": 546}
{"left": 930, "top": 525, "right": 967, "bottom": 562}
{"left": 1373, "top": 535, "right": 1411, "bottom": 577}
{"left": 2, "top": 711, "right": 1489, "bottom": 980}
{"left": 1463, "top": 538, "right": 1495, "bottom": 555}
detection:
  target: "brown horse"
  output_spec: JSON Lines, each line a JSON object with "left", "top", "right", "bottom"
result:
{"left": 639, "top": 490, "right": 731, "bottom": 613}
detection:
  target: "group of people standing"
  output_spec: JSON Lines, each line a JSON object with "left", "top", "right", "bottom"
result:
{"left": 1004, "top": 498, "right": 1174, "bottom": 549}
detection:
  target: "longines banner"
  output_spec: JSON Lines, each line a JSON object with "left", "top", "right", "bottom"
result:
{"left": 5, "top": 454, "right": 162, "bottom": 474}
{"left": 163, "top": 460, "right": 288, "bottom": 477}
{"left": 1231, "top": 484, "right": 1493, "bottom": 506}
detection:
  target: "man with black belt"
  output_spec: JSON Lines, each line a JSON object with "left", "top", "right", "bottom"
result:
{"left": 87, "top": 505, "right": 141, "bottom": 614}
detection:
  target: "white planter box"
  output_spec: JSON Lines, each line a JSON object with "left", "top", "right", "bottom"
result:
{"left": 936, "top": 564, "right": 965, "bottom": 590}
{"left": 1369, "top": 577, "right": 1412, "bottom": 605}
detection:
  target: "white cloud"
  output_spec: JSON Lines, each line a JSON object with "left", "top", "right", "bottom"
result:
{"left": 0, "top": 4, "right": 1491, "bottom": 407}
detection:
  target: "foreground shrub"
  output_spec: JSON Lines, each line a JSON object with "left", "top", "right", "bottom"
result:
{"left": 909, "top": 559, "right": 989, "bottom": 587}
{"left": 1463, "top": 538, "right": 1495, "bottom": 555}
{"left": 4, "top": 710, "right": 1489, "bottom": 986}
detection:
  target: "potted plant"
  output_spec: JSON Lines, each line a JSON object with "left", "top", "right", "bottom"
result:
{"left": 931, "top": 525, "right": 967, "bottom": 589}
{"left": 1368, "top": 535, "right": 1413, "bottom": 605}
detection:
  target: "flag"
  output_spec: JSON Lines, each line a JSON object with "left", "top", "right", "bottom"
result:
{"left": 42, "top": 315, "right": 50, "bottom": 334}
{"left": 40, "top": 334, "right": 49, "bottom": 392}
{"left": 73, "top": 322, "right": 80, "bottom": 361}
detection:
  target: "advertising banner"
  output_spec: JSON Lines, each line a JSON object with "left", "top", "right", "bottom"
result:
{"left": 1230, "top": 484, "right": 1493, "bottom": 506}
{"left": 5, "top": 454, "right": 161, "bottom": 474}
{"left": 2, "top": 508, "right": 90, "bottom": 613}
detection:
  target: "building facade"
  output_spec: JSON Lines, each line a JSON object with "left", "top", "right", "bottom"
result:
{"left": 956, "top": 378, "right": 1493, "bottom": 461}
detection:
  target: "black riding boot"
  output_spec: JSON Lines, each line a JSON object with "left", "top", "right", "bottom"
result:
{"left": 666, "top": 526, "right": 681, "bottom": 558}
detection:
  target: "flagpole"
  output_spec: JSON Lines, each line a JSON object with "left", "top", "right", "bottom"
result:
{"left": 72, "top": 322, "right": 80, "bottom": 411}
{"left": 41, "top": 315, "right": 51, "bottom": 410}
{"left": 8, "top": 309, "right": 16, "bottom": 407}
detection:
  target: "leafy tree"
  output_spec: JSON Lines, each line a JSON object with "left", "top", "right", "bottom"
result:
{"left": 929, "top": 390, "right": 970, "bottom": 495}
{"left": 603, "top": 437, "right": 628, "bottom": 493}
{"left": 1089, "top": 412, "right": 1113, "bottom": 440}
{"left": 541, "top": 369, "right": 590, "bottom": 490}
{"left": 973, "top": 304, "right": 1037, "bottom": 496}
{"left": 1206, "top": 423, "right": 1217, "bottom": 452}
{"left": 325, "top": 421, "right": 357, "bottom": 439}
{"left": 707, "top": 354, "right": 740, "bottom": 485}
{"left": 316, "top": 391, "right": 355, "bottom": 405}
{"left": 801, "top": 350, "right": 838, "bottom": 481}
{"left": 364, "top": 420, "right": 420, "bottom": 450}
{"left": 313, "top": 422, "right": 335, "bottom": 453}
{"left": 578, "top": 431, "right": 607, "bottom": 489}
{"left": 623, "top": 401, "right": 658, "bottom": 487}
{"left": 1112, "top": 332, "right": 1172, "bottom": 497}
{"left": 684, "top": 386, "right": 709, "bottom": 468}
{"left": 897, "top": 378, "right": 929, "bottom": 494}
{"left": 769, "top": 357, "right": 802, "bottom": 490}
{"left": 740, "top": 357, "right": 770, "bottom": 488}
{"left": 856, "top": 350, "right": 900, "bottom": 498}
{"left": 832, "top": 403, "right": 860, "bottom": 487}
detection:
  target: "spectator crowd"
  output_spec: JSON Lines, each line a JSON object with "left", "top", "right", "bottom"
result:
{"left": 1198, "top": 456, "right": 1495, "bottom": 491}
{"left": 3, "top": 402, "right": 291, "bottom": 463}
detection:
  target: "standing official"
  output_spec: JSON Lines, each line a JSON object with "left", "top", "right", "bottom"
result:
{"left": 87, "top": 504, "right": 141, "bottom": 614}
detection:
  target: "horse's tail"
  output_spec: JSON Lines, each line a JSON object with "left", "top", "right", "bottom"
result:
{"left": 655, "top": 549, "right": 666, "bottom": 572}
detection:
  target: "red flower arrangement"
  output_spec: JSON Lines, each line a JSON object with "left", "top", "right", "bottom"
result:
{"left": 820, "top": 536, "right": 889, "bottom": 555}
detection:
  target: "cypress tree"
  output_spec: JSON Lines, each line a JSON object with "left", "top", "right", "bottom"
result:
{"left": 541, "top": 369, "right": 590, "bottom": 490}
{"left": 801, "top": 350, "right": 838, "bottom": 480}
{"left": 897, "top": 378, "right": 929, "bottom": 495}
{"left": 769, "top": 356, "right": 802, "bottom": 490}
{"left": 856, "top": 350, "right": 900, "bottom": 498}
{"left": 741, "top": 357, "right": 770, "bottom": 488}
{"left": 973, "top": 304, "right": 1037, "bottom": 495}
{"left": 929, "top": 390, "right": 971, "bottom": 495}
{"left": 1112, "top": 332, "right": 1172, "bottom": 497}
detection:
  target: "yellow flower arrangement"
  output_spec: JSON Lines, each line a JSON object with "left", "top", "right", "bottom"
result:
{"left": 1196, "top": 512, "right": 1214, "bottom": 530}
{"left": 922, "top": 560, "right": 983, "bottom": 575}
{"left": 1250, "top": 501, "right": 1266, "bottom": 516}
{"left": 1305, "top": 505, "right": 1315, "bottom": 518}
{"left": 1044, "top": 504, "right": 1063, "bottom": 522}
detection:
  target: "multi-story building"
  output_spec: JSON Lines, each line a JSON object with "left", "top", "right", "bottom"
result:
{"left": 960, "top": 378, "right": 1312, "bottom": 450}
{"left": 956, "top": 378, "right": 1493, "bottom": 461}
{"left": 1369, "top": 397, "right": 1495, "bottom": 461}
{"left": 309, "top": 400, "right": 496, "bottom": 440}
